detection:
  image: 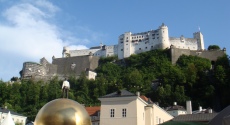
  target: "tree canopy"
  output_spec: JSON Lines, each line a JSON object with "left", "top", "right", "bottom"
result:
{"left": 0, "top": 49, "right": 229, "bottom": 121}
{"left": 208, "top": 45, "right": 221, "bottom": 50}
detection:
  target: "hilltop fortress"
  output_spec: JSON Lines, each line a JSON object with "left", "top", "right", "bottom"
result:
{"left": 20, "top": 23, "right": 226, "bottom": 80}
{"left": 63, "top": 23, "right": 205, "bottom": 59}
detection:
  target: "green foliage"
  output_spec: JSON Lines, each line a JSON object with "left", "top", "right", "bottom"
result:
{"left": 0, "top": 48, "right": 229, "bottom": 120}
{"left": 208, "top": 45, "right": 221, "bottom": 50}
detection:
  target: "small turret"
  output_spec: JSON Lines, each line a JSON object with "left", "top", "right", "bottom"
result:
{"left": 62, "top": 46, "right": 70, "bottom": 57}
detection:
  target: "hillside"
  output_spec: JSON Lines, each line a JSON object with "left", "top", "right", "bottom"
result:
{"left": 0, "top": 49, "right": 229, "bottom": 120}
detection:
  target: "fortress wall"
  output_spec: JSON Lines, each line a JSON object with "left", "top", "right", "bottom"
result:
{"left": 169, "top": 37, "right": 197, "bottom": 50}
{"left": 52, "top": 55, "right": 99, "bottom": 78}
{"left": 89, "top": 56, "right": 100, "bottom": 70}
{"left": 170, "top": 47, "right": 191, "bottom": 64}
{"left": 69, "top": 49, "right": 100, "bottom": 57}
{"left": 22, "top": 62, "right": 46, "bottom": 78}
{"left": 105, "top": 45, "right": 117, "bottom": 56}
{"left": 170, "top": 47, "right": 226, "bottom": 64}
{"left": 190, "top": 50, "right": 226, "bottom": 61}
{"left": 46, "top": 64, "right": 57, "bottom": 75}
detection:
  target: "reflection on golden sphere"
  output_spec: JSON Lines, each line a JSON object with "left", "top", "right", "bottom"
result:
{"left": 34, "top": 98, "right": 92, "bottom": 125}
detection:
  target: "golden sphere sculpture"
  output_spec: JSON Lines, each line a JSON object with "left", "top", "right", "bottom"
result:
{"left": 34, "top": 98, "right": 92, "bottom": 125}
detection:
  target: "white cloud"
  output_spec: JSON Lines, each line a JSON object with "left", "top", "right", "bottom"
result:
{"left": 0, "top": 0, "right": 90, "bottom": 81}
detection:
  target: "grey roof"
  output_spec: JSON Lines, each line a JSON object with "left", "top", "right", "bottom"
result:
{"left": 100, "top": 89, "right": 136, "bottom": 98}
{"left": 173, "top": 113, "right": 217, "bottom": 122}
{"left": 0, "top": 107, "right": 26, "bottom": 117}
{"left": 209, "top": 105, "right": 230, "bottom": 125}
{"left": 167, "top": 105, "right": 186, "bottom": 111}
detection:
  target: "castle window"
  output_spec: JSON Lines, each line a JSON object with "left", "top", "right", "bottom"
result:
{"left": 110, "top": 109, "right": 115, "bottom": 117}
{"left": 121, "top": 49, "right": 123, "bottom": 51}
{"left": 126, "top": 37, "right": 128, "bottom": 39}
{"left": 151, "top": 46, "right": 153, "bottom": 48}
{"left": 145, "top": 47, "right": 147, "bottom": 49}
{"left": 122, "top": 108, "right": 127, "bottom": 117}
{"left": 126, "top": 40, "right": 128, "bottom": 42}
{"left": 139, "top": 48, "right": 141, "bottom": 50}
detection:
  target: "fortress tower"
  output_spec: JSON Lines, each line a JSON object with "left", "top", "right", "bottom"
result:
{"left": 193, "top": 32, "right": 204, "bottom": 50}
{"left": 159, "top": 23, "right": 170, "bottom": 49}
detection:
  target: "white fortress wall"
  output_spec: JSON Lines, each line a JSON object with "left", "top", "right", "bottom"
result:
{"left": 169, "top": 37, "right": 198, "bottom": 50}
{"left": 105, "top": 45, "right": 118, "bottom": 57}
{"left": 66, "top": 23, "right": 203, "bottom": 59}
{"left": 69, "top": 49, "right": 100, "bottom": 57}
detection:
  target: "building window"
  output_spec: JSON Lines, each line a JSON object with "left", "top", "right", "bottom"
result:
{"left": 126, "top": 40, "right": 128, "bottom": 42}
{"left": 110, "top": 109, "right": 115, "bottom": 117}
{"left": 121, "top": 49, "right": 123, "bottom": 51}
{"left": 122, "top": 108, "right": 126, "bottom": 117}
{"left": 139, "top": 48, "right": 141, "bottom": 50}
{"left": 145, "top": 47, "right": 147, "bottom": 49}
{"left": 151, "top": 46, "right": 153, "bottom": 48}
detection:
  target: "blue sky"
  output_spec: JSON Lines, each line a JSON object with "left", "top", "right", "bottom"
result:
{"left": 0, "top": 0, "right": 230, "bottom": 81}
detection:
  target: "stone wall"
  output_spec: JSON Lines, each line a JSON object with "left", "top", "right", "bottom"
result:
{"left": 170, "top": 46, "right": 226, "bottom": 64}
{"left": 52, "top": 55, "right": 100, "bottom": 79}
{"left": 22, "top": 62, "right": 46, "bottom": 79}
{"left": 21, "top": 55, "right": 100, "bottom": 81}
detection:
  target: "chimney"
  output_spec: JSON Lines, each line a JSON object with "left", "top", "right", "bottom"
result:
{"left": 208, "top": 109, "right": 213, "bottom": 113}
{"left": 186, "top": 101, "right": 192, "bottom": 114}
{"left": 173, "top": 102, "right": 177, "bottom": 106}
{"left": 199, "top": 106, "right": 202, "bottom": 112}
{"left": 136, "top": 92, "right": 140, "bottom": 96}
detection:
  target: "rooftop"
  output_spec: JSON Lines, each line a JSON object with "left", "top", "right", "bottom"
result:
{"left": 99, "top": 89, "right": 136, "bottom": 98}
{"left": 0, "top": 107, "right": 26, "bottom": 117}
{"left": 167, "top": 105, "right": 186, "bottom": 111}
{"left": 85, "top": 106, "right": 100, "bottom": 116}
{"left": 173, "top": 113, "right": 217, "bottom": 122}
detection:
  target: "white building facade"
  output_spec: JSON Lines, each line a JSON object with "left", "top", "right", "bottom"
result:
{"left": 98, "top": 90, "right": 173, "bottom": 125}
{"left": 63, "top": 23, "right": 205, "bottom": 59}
{"left": 0, "top": 108, "right": 27, "bottom": 125}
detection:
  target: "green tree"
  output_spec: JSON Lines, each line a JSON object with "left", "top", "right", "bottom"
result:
{"left": 208, "top": 45, "right": 221, "bottom": 50}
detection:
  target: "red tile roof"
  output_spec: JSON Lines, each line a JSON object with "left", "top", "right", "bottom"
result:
{"left": 85, "top": 106, "right": 101, "bottom": 116}
{"left": 140, "top": 95, "right": 148, "bottom": 102}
